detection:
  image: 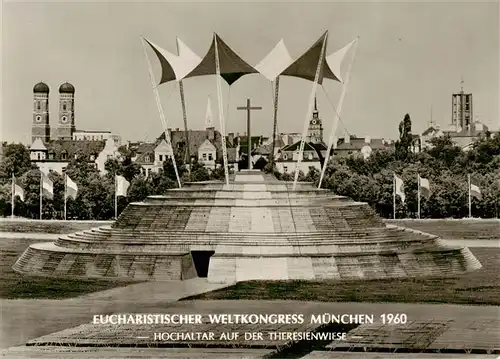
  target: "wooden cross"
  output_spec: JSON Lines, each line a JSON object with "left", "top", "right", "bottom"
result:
{"left": 237, "top": 98, "right": 262, "bottom": 170}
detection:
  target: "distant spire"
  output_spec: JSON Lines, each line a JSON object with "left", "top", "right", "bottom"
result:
{"left": 460, "top": 76, "right": 464, "bottom": 92}
{"left": 430, "top": 104, "right": 434, "bottom": 126}
{"left": 312, "top": 96, "right": 318, "bottom": 119}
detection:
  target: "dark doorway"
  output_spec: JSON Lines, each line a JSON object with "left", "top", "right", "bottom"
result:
{"left": 253, "top": 157, "right": 268, "bottom": 170}
{"left": 190, "top": 251, "right": 215, "bottom": 277}
{"left": 238, "top": 155, "right": 249, "bottom": 170}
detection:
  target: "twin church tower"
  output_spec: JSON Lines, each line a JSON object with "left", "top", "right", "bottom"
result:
{"left": 31, "top": 80, "right": 324, "bottom": 144}
{"left": 32, "top": 81, "right": 75, "bottom": 143}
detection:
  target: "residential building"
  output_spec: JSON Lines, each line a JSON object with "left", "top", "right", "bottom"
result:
{"left": 334, "top": 135, "right": 392, "bottom": 159}
{"left": 73, "top": 130, "right": 121, "bottom": 146}
{"left": 29, "top": 138, "right": 112, "bottom": 175}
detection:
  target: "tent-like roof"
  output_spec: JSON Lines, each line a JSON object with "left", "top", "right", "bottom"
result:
{"left": 280, "top": 31, "right": 339, "bottom": 84}
{"left": 255, "top": 33, "right": 357, "bottom": 84}
{"left": 145, "top": 32, "right": 357, "bottom": 86}
{"left": 184, "top": 33, "right": 258, "bottom": 85}
{"left": 143, "top": 37, "right": 201, "bottom": 85}
{"left": 254, "top": 39, "right": 293, "bottom": 82}
{"left": 326, "top": 38, "right": 357, "bottom": 84}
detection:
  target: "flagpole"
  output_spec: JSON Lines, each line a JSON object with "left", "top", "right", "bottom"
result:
{"left": 468, "top": 173, "right": 471, "bottom": 218}
{"left": 115, "top": 175, "right": 118, "bottom": 220}
{"left": 417, "top": 174, "right": 421, "bottom": 219}
{"left": 294, "top": 32, "right": 329, "bottom": 191}
{"left": 393, "top": 173, "right": 396, "bottom": 220}
{"left": 213, "top": 34, "right": 230, "bottom": 185}
{"left": 270, "top": 76, "right": 280, "bottom": 170}
{"left": 64, "top": 173, "right": 67, "bottom": 220}
{"left": 318, "top": 37, "right": 359, "bottom": 189}
{"left": 11, "top": 173, "right": 15, "bottom": 218}
{"left": 39, "top": 171, "right": 43, "bottom": 220}
{"left": 141, "top": 37, "right": 182, "bottom": 188}
{"left": 179, "top": 80, "right": 191, "bottom": 176}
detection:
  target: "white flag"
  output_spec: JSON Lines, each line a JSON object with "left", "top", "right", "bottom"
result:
{"left": 205, "top": 96, "right": 214, "bottom": 129}
{"left": 394, "top": 174, "right": 405, "bottom": 203}
{"left": 419, "top": 175, "right": 431, "bottom": 198}
{"left": 41, "top": 173, "right": 53, "bottom": 199}
{"left": 116, "top": 175, "right": 130, "bottom": 197}
{"left": 470, "top": 182, "right": 481, "bottom": 200}
{"left": 13, "top": 177, "right": 24, "bottom": 202}
{"left": 65, "top": 175, "right": 78, "bottom": 200}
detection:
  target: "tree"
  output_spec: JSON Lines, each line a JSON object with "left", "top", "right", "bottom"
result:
{"left": 21, "top": 169, "right": 45, "bottom": 219}
{"left": 127, "top": 175, "right": 151, "bottom": 202}
{"left": 65, "top": 157, "right": 99, "bottom": 187}
{"left": 305, "top": 166, "right": 320, "bottom": 184}
{"left": 209, "top": 165, "right": 226, "bottom": 181}
{"left": 149, "top": 171, "right": 176, "bottom": 195}
{"left": 104, "top": 158, "right": 122, "bottom": 179}
{"left": 465, "top": 133, "right": 500, "bottom": 174}
{"left": 121, "top": 156, "right": 142, "bottom": 183}
{"left": 49, "top": 171, "right": 64, "bottom": 219}
{"left": 0, "top": 143, "right": 32, "bottom": 183}
{"left": 395, "top": 114, "right": 413, "bottom": 161}
{"left": 427, "top": 135, "right": 462, "bottom": 169}
{"left": 374, "top": 169, "right": 396, "bottom": 218}
{"left": 191, "top": 166, "right": 210, "bottom": 182}
{"left": 163, "top": 154, "right": 185, "bottom": 183}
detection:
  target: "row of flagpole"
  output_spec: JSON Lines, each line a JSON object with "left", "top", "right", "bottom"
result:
{"left": 392, "top": 173, "right": 482, "bottom": 219}
{"left": 10, "top": 172, "right": 130, "bottom": 220}
{"left": 10, "top": 170, "right": 487, "bottom": 219}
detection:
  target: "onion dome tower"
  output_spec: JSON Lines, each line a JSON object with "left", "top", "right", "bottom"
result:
{"left": 32, "top": 82, "right": 51, "bottom": 143}
{"left": 57, "top": 82, "right": 76, "bottom": 140}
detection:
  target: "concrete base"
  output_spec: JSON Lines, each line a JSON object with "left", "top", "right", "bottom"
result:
{"left": 206, "top": 248, "right": 482, "bottom": 283}
{"left": 13, "top": 242, "right": 197, "bottom": 281}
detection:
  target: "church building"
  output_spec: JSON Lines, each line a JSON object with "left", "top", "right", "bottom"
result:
{"left": 275, "top": 97, "right": 327, "bottom": 174}
{"left": 420, "top": 82, "right": 496, "bottom": 151}
{"left": 29, "top": 82, "right": 123, "bottom": 174}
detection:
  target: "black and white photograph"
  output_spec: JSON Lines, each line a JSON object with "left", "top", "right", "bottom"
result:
{"left": 1, "top": 1, "right": 499, "bottom": 358}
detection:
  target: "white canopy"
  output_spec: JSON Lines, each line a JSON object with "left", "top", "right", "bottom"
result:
{"left": 143, "top": 37, "right": 201, "bottom": 84}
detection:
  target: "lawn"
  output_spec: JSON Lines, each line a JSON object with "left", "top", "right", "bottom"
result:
{"left": 186, "top": 248, "right": 500, "bottom": 305}
{"left": 387, "top": 219, "right": 500, "bottom": 240}
{"left": 0, "top": 238, "right": 132, "bottom": 299}
{"left": 0, "top": 219, "right": 110, "bottom": 234}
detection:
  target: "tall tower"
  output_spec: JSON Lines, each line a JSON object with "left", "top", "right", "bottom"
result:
{"left": 57, "top": 82, "right": 76, "bottom": 140}
{"left": 307, "top": 97, "right": 324, "bottom": 143}
{"left": 32, "top": 82, "right": 51, "bottom": 143}
{"left": 451, "top": 79, "right": 473, "bottom": 131}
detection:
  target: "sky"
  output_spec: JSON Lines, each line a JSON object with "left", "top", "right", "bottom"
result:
{"left": 2, "top": 0, "right": 499, "bottom": 145}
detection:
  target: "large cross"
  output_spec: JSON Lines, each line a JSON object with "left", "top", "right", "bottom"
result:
{"left": 237, "top": 98, "right": 262, "bottom": 170}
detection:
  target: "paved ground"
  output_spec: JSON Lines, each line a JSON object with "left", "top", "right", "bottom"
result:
{"left": 441, "top": 239, "right": 500, "bottom": 248}
{"left": 0, "top": 279, "right": 232, "bottom": 349}
{"left": 1, "top": 347, "right": 272, "bottom": 358}
{"left": 0, "top": 232, "right": 60, "bottom": 240}
{"left": 2, "top": 300, "right": 499, "bottom": 354}
{"left": 303, "top": 353, "right": 499, "bottom": 359}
